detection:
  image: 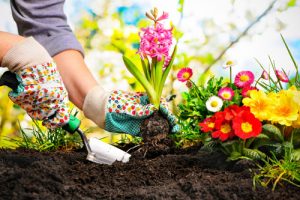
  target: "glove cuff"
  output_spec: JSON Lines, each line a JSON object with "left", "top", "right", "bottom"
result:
{"left": 1, "top": 37, "right": 52, "bottom": 72}
{"left": 83, "top": 85, "right": 109, "bottom": 129}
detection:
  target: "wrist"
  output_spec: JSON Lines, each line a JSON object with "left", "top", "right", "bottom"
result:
{"left": 1, "top": 37, "right": 52, "bottom": 72}
{"left": 82, "top": 85, "right": 109, "bottom": 128}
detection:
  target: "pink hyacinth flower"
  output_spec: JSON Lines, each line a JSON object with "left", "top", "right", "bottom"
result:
{"left": 241, "top": 85, "right": 258, "bottom": 97}
{"left": 261, "top": 70, "right": 269, "bottom": 80}
{"left": 157, "top": 11, "right": 169, "bottom": 22}
{"left": 218, "top": 87, "right": 234, "bottom": 101}
{"left": 138, "top": 23, "right": 173, "bottom": 64}
{"left": 177, "top": 67, "right": 193, "bottom": 82}
{"left": 275, "top": 69, "right": 289, "bottom": 83}
{"left": 234, "top": 71, "right": 255, "bottom": 88}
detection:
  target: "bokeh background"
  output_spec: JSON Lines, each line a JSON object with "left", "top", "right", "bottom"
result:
{"left": 1, "top": 0, "right": 299, "bottom": 143}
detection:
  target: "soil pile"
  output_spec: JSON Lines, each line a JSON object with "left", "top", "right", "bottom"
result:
{"left": 0, "top": 148, "right": 299, "bottom": 200}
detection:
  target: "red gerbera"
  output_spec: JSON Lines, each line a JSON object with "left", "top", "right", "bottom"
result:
{"left": 232, "top": 110, "right": 262, "bottom": 140}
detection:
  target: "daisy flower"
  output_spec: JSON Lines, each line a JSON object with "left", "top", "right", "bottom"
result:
{"left": 234, "top": 71, "right": 255, "bottom": 88}
{"left": 218, "top": 87, "right": 234, "bottom": 101}
{"left": 206, "top": 96, "right": 223, "bottom": 112}
{"left": 222, "top": 60, "right": 236, "bottom": 69}
{"left": 275, "top": 69, "right": 289, "bottom": 83}
{"left": 177, "top": 67, "right": 193, "bottom": 82}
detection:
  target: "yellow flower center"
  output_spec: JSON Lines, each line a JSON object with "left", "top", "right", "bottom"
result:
{"left": 278, "top": 106, "right": 292, "bottom": 117}
{"left": 182, "top": 72, "right": 190, "bottom": 79}
{"left": 208, "top": 122, "right": 215, "bottom": 128}
{"left": 220, "top": 123, "right": 231, "bottom": 134}
{"left": 240, "top": 75, "right": 249, "bottom": 82}
{"left": 241, "top": 122, "right": 252, "bottom": 133}
{"left": 222, "top": 92, "right": 231, "bottom": 99}
{"left": 211, "top": 101, "right": 219, "bottom": 107}
{"left": 226, "top": 60, "right": 233, "bottom": 65}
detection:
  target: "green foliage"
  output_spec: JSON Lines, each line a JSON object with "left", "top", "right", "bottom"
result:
{"left": 174, "top": 76, "right": 243, "bottom": 146}
{"left": 253, "top": 143, "right": 300, "bottom": 191}
{"left": 16, "top": 121, "right": 82, "bottom": 151}
{"left": 256, "top": 35, "right": 300, "bottom": 91}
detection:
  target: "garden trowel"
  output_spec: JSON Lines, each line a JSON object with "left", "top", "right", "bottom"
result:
{"left": 0, "top": 71, "right": 131, "bottom": 165}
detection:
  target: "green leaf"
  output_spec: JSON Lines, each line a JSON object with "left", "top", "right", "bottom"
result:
{"left": 123, "top": 55, "right": 158, "bottom": 107}
{"left": 154, "top": 57, "right": 165, "bottom": 93}
{"left": 287, "top": 0, "right": 297, "bottom": 7}
{"left": 256, "top": 133, "right": 270, "bottom": 140}
{"left": 243, "top": 148, "right": 266, "bottom": 160}
{"left": 262, "top": 124, "right": 284, "bottom": 142}
{"left": 228, "top": 151, "right": 242, "bottom": 161}
{"left": 141, "top": 58, "right": 151, "bottom": 81}
{"left": 291, "top": 149, "right": 300, "bottom": 161}
{"left": 178, "top": 0, "right": 185, "bottom": 13}
{"left": 280, "top": 34, "right": 299, "bottom": 84}
{"left": 158, "top": 45, "right": 178, "bottom": 99}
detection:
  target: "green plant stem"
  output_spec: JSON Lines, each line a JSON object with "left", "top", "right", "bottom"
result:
{"left": 230, "top": 67, "right": 232, "bottom": 84}
{"left": 255, "top": 77, "right": 262, "bottom": 87}
{"left": 281, "top": 34, "right": 299, "bottom": 83}
{"left": 190, "top": 80, "right": 203, "bottom": 100}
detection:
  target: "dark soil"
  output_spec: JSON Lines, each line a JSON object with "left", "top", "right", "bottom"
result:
{"left": 0, "top": 146, "right": 299, "bottom": 200}
{"left": 140, "top": 111, "right": 170, "bottom": 144}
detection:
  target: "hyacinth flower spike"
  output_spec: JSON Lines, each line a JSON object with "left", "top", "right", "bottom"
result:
{"left": 123, "top": 8, "right": 177, "bottom": 109}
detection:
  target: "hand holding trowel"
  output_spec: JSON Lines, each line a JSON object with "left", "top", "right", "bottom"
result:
{"left": 0, "top": 70, "right": 131, "bottom": 165}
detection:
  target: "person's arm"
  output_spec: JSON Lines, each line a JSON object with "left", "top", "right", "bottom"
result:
{"left": 0, "top": 34, "right": 70, "bottom": 129}
{"left": 10, "top": 0, "right": 97, "bottom": 109}
{"left": 9, "top": 0, "right": 179, "bottom": 135}
{"left": 53, "top": 50, "right": 97, "bottom": 109}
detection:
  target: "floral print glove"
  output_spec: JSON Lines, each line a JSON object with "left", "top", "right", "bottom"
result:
{"left": 1, "top": 37, "right": 70, "bottom": 129}
{"left": 105, "top": 90, "right": 179, "bottom": 135}
{"left": 9, "top": 62, "right": 70, "bottom": 129}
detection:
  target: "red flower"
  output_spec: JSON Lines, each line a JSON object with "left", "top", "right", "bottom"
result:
{"left": 177, "top": 67, "right": 193, "bottom": 82}
{"left": 199, "top": 117, "right": 215, "bottom": 132}
{"left": 241, "top": 86, "right": 257, "bottom": 97}
{"left": 212, "top": 122, "right": 233, "bottom": 141}
{"left": 232, "top": 110, "right": 262, "bottom": 140}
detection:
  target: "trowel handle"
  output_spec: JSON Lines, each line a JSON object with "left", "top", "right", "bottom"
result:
{"left": 0, "top": 71, "right": 20, "bottom": 91}
{"left": 0, "top": 71, "right": 82, "bottom": 135}
{"left": 0, "top": 71, "right": 81, "bottom": 133}
{"left": 63, "top": 115, "right": 81, "bottom": 133}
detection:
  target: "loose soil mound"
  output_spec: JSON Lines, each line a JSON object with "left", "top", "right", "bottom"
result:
{"left": 0, "top": 148, "right": 299, "bottom": 200}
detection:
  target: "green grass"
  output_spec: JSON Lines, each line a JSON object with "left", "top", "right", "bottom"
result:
{"left": 16, "top": 120, "right": 82, "bottom": 151}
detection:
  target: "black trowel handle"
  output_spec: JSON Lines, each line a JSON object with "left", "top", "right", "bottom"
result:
{"left": 0, "top": 71, "right": 20, "bottom": 91}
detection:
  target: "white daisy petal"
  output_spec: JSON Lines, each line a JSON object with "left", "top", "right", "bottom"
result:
{"left": 206, "top": 96, "right": 223, "bottom": 112}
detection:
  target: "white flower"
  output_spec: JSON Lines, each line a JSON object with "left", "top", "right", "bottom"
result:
{"left": 206, "top": 96, "right": 223, "bottom": 112}
{"left": 222, "top": 60, "right": 237, "bottom": 69}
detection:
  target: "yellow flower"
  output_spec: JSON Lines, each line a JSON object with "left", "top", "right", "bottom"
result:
{"left": 269, "top": 89, "right": 299, "bottom": 126}
{"left": 242, "top": 90, "right": 271, "bottom": 121}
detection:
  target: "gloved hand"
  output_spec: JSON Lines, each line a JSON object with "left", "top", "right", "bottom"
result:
{"left": 83, "top": 88, "right": 179, "bottom": 135}
{"left": 1, "top": 37, "right": 69, "bottom": 129}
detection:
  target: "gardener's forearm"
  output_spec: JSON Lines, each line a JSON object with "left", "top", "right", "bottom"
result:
{"left": 0, "top": 32, "right": 24, "bottom": 64}
{"left": 53, "top": 50, "right": 98, "bottom": 109}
